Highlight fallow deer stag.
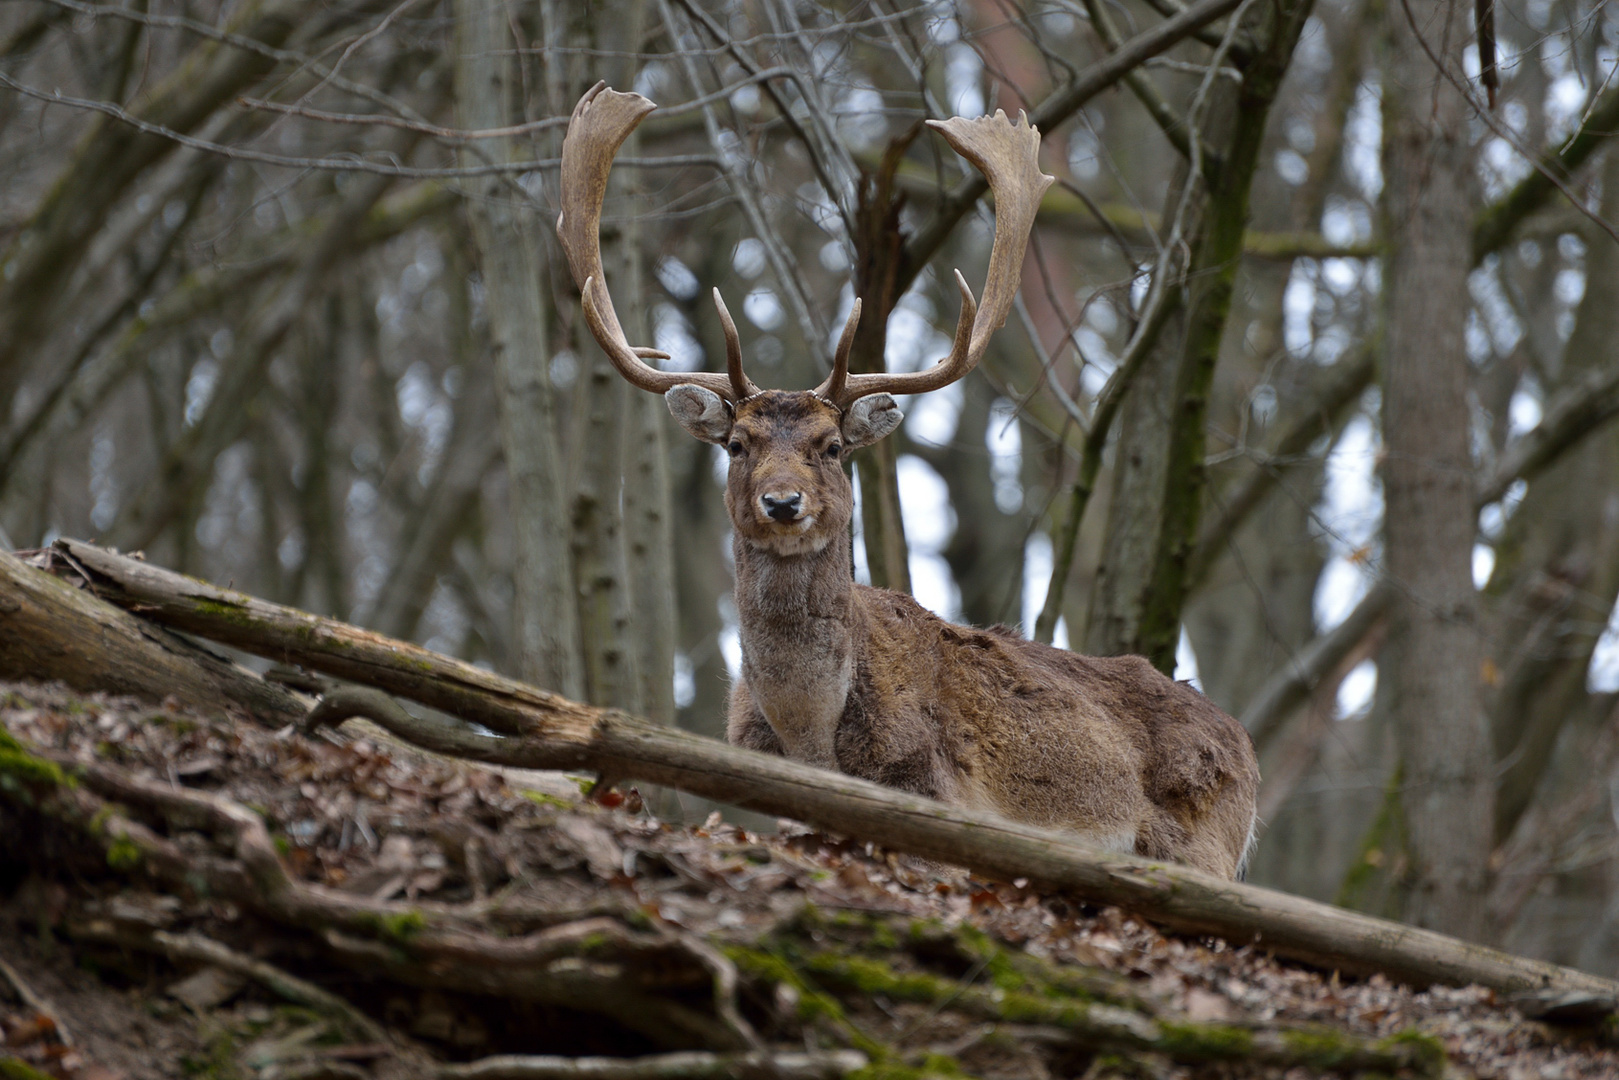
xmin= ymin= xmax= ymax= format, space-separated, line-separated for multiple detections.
xmin=558 ymin=82 xmax=1259 ymax=878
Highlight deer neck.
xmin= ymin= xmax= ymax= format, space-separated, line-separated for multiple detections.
xmin=732 ymin=528 xmax=858 ymax=770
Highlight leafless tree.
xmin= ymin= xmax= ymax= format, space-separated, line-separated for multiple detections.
xmin=4 ymin=0 xmax=1619 ymax=967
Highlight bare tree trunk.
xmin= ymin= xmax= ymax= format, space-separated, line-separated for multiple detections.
xmin=454 ymin=0 xmax=583 ymax=697
xmin=1085 ymin=308 xmax=1186 ymax=658
xmin=1380 ymin=0 xmax=1492 ymax=940
xmin=848 ymin=163 xmax=913 ymax=595
xmin=672 ymin=437 xmax=732 ymax=740
xmin=625 ymin=391 xmax=678 ymax=724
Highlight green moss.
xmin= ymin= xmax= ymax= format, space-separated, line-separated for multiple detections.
xmin=1277 ymin=1027 xmax=1361 ymax=1067
xmin=272 ymin=835 xmax=291 ymax=856
xmin=1376 ymin=1029 xmax=1446 ymax=1075
xmin=848 ymin=1053 xmax=967 ymax=1080
xmin=724 ymin=946 xmax=886 ymax=1058
xmin=1157 ymin=1021 xmax=1255 ymax=1060
xmin=378 ymin=910 xmax=425 ymax=942
xmin=0 ymin=727 xmax=70 ymax=790
xmin=194 ymin=599 xmax=255 ymax=626
xmin=351 ymin=907 xmax=426 ymax=944
xmin=179 ymin=1024 xmax=241 ymax=1079
xmin=0 ymin=1057 xmax=59 ymax=1080
xmin=90 ymin=802 xmax=126 ymax=834
xmin=807 ymin=953 xmax=950 ymax=1003
xmin=106 ymin=836 xmax=143 ymax=871
xmin=520 ymin=789 xmax=573 ymax=810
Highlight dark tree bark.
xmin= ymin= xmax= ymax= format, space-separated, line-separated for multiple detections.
xmin=454 ymin=0 xmax=583 ymax=698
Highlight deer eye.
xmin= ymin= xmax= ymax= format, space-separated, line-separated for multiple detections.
xmin=727 ymin=440 xmax=745 ymax=458
xmin=823 ymin=442 xmax=842 ymax=459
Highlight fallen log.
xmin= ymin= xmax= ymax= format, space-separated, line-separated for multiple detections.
xmin=0 ymin=547 xmax=305 ymax=726
xmin=34 ymin=538 xmax=1619 ymax=1010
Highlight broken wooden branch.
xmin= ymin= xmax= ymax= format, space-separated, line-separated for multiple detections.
xmin=0 ymin=547 xmax=306 ymax=727
xmin=34 ymin=539 xmax=1619 ymax=1011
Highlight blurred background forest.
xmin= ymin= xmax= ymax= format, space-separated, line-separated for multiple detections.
xmin=2 ymin=0 xmax=1618 ymax=977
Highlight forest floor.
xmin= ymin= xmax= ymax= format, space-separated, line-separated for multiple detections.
xmin=0 ymin=679 xmax=1613 ymax=1080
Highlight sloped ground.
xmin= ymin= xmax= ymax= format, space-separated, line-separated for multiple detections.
xmin=0 ymin=679 xmax=1612 ymax=1079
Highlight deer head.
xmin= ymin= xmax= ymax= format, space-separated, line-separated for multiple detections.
xmin=557 ymin=82 xmax=1053 ymax=556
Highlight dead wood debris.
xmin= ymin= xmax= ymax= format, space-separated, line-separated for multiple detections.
xmin=0 ymin=680 xmax=1613 ymax=1080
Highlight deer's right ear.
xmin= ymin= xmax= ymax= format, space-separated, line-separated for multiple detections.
xmin=665 ymin=385 xmax=733 ymax=444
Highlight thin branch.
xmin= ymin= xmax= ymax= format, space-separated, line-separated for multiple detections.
xmin=1239 ymin=582 xmax=1393 ymax=752
xmin=658 ymin=0 xmax=831 ymax=362
xmin=904 ymin=0 xmax=1250 ymax=277
xmin=1393 ymin=0 xmax=1619 ymax=251
xmin=1033 ymin=0 xmax=1253 ymax=646
xmin=238 ymin=96 xmax=569 ymax=138
xmin=1080 ymin=0 xmax=1195 ymax=160
xmin=33 ymin=0 xmax=437 ymax=128
xmin=435 ymin=1051 xmax=868 ymax=1080
xmin=1032 ymin=287 xmax=1181 ymax=643
xmin=1188 ymin=342 xmax=1377 ymax=588
xmin=671 ymin=0 xmax=856 ymax=231
xmin=0 ymin=74 xmax=721 ymax=177
xmin=0 ymin=952 xmax=71 ymax=1045
xmin=1476 ymin=361 xmax=1619 ymax=507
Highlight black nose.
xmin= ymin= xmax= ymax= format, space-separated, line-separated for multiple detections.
xmin=761 ymin=492 xmax=803 ymax=522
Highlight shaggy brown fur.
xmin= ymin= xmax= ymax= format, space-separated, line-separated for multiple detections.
xmin=688 ymin=391 xmax=1259 ymax=880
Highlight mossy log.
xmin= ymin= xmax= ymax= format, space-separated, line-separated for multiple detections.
xmin=0 ymin=548 xmax=305 ymax=726
xmin=30 ymin=539 xmax=1619 ymax=1013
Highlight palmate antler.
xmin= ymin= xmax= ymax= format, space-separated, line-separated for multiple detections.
xmin=557 ymin=81 xmax=1053 ymax=410
xmin=556 ymin=82 xmax=759 ymax=402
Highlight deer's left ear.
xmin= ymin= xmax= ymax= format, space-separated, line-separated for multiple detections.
xmin=842 ymin=394 xmax=903 ymax=448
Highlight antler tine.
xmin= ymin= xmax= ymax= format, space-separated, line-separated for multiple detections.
xmin=834 ymin=110 xmax=1055 ymax=409
xmin=558 ymin=82 xmax=741 ymax=401
xmin=711 ymin=289 xmax=761 ymax=401
xmin=813 ymin=298 xmax=862 ymax=405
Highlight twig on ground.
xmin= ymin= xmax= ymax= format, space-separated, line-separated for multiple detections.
xmin=435 ymin=1050 xmax=867 ymax=1079
xmin=69 ymin=924 xmax=388 ymax=1043
xmin=0 ymin=950 xmax=71 ymax=1045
